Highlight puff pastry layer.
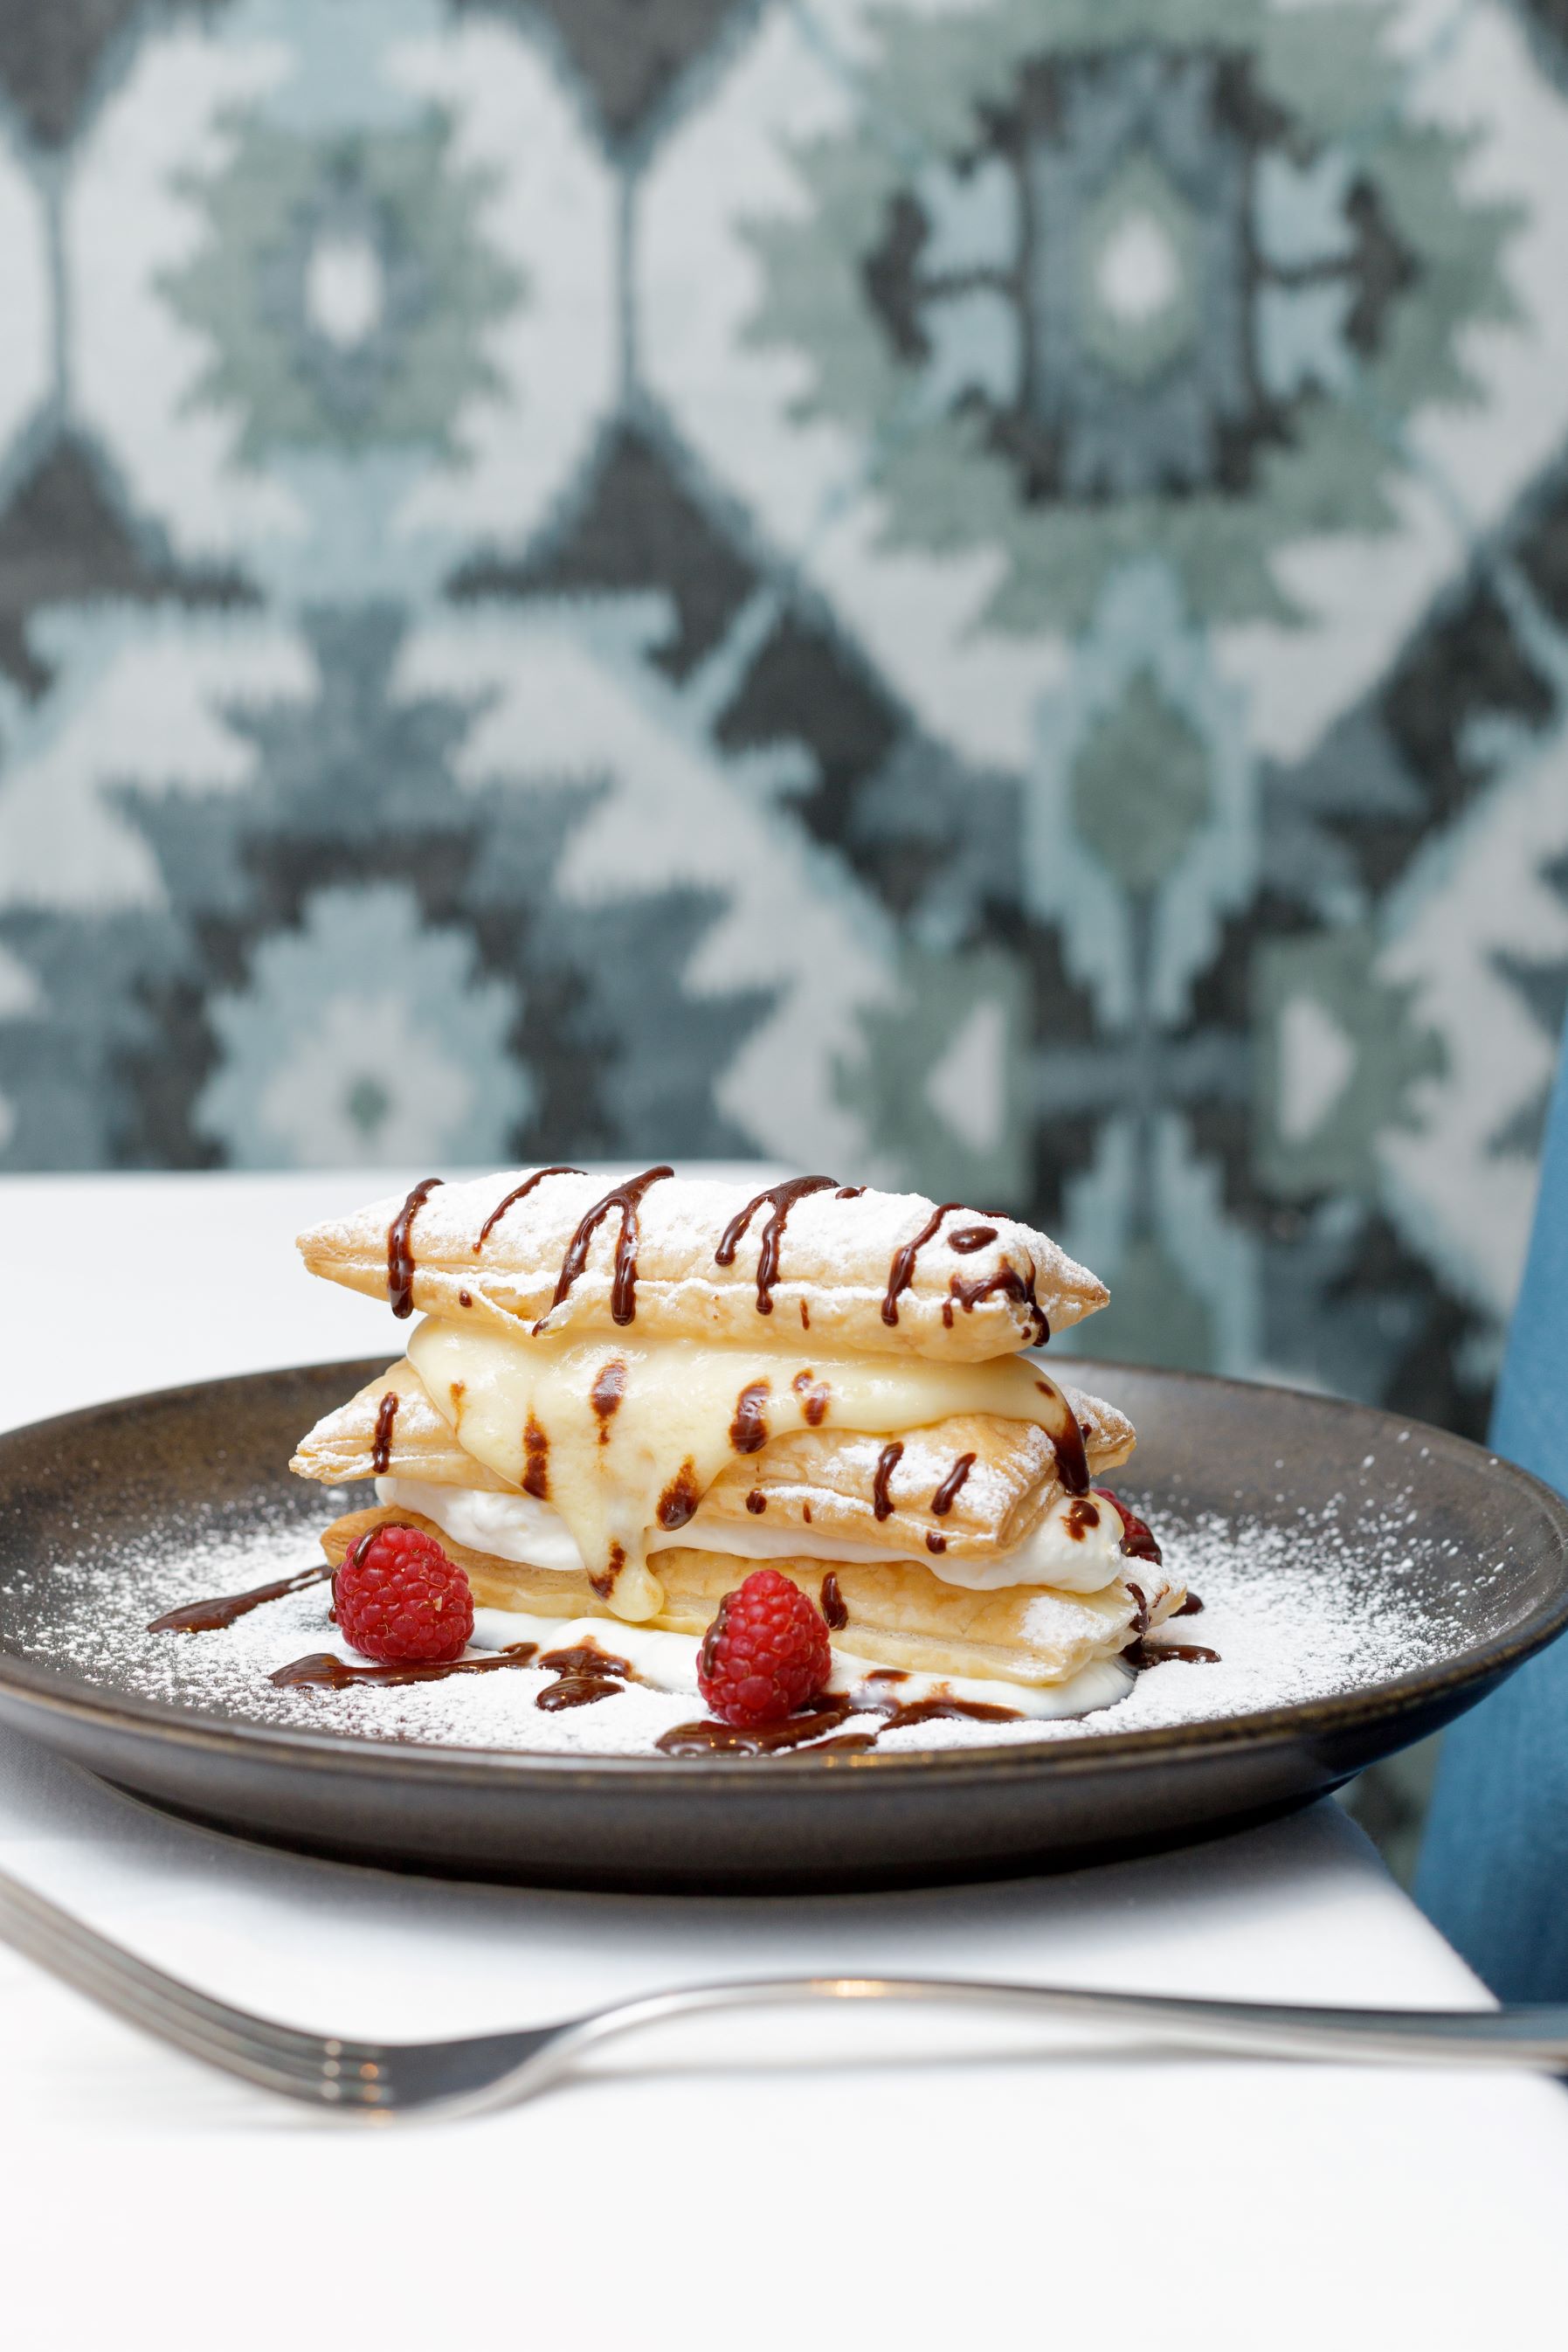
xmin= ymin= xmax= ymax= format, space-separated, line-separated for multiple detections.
xmin=297 ymin=1167 xmax=1108 ymax=1362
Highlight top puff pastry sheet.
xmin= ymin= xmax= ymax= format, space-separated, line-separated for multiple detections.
xmin=297 ymin=1168 xmax=1109 ymax=1361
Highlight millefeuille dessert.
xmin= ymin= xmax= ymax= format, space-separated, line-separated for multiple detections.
xmin=277 ymin=1166 xmax=1189 ymax=1750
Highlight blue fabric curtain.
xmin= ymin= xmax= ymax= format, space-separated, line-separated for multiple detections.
xmin=1417 ymin=1010 xmax=1568 ymax=1998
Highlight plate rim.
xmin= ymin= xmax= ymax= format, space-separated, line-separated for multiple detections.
xmin=3 ymin=1356 xmax=1565 ymax=1791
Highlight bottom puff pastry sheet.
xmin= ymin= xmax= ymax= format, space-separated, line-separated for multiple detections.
xmin=321 ymin=1505 xmax=1183 ymax=1689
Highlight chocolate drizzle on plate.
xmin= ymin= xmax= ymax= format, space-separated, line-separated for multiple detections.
xmin=1174 ymin=1592 xmax=1205 ymax=1617
xmin=654 ymin=1673 xmax=1026 ymax=1757
xmin=270 ymin=1641 xmax=539 ymax=1691
xmin=535 ymin=1643 xmax=631 ymax=1712
xmin=657 ymin=1698 xmax=859 ymax=1756
xmin=148 ymin=1563 xmax=332 ymax=1636
xmin=270 ymin=1629 xmax=644 ymax=1707
xmin=715 ymin=1175 xmax=838 ymax=1313
xmin=930 ymin=1451 xmax=977 ymax=1517
xmin=872 ymin=1439 xmax=904 ymax=1520
xmin=542 ymin=1165 xmax=673 ymax=1330
xmin=387 ymin=1176 xmax=443 ymax=1318
xmin=370 ymin=1390 xmax=399 ymax=1477
xmin=1124 ymin=1638 xmax=1220 ymax=1671
xmin=475 ymin=1166 xmax=584 ymax=1252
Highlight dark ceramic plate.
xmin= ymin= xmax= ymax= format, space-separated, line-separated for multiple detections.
xmin=0 ymin=1359 xmax=1565 ymax=1892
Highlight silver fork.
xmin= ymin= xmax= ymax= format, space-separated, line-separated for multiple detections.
xmin=3 ymin=1864 xmax=1565 ymax=2120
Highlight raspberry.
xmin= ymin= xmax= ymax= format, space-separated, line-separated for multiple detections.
xmin=697 ymin=1567 xmax=832 ymax=1729
xmin=334 ymin=1522 xmax=474 ymax=1664
xmin=1094 ymin=1487 xmax=1163 ymax=1567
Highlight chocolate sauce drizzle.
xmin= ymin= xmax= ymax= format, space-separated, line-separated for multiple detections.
xmin=542 ymin=1164 xmax=673 ymax=1329
xmin=945 ymin=1268 xmax=1049 ymax=1348
xmin=522 ymin=1414 xmax=550 ymax=1500
xmin=926 ymin=1532 xmax=947 ymax=1554
xmin=746 ymin=1489 xmax=767 ymax=1513
xmin=819 ymin=1572 xmax=848 ymax=1631
xmin=591 ymin=1358 xmax=625 ymax=1442
xmin=657 ymin=1698 xmax=859 ymax=1756
xmin=1034 ymin=1378 xmax=1090 ymax=1497
xmin=930 ymin=1451 xmax=977 ymax=1518
xmin=387 ymin=1176 xmax=443 ymax=1318
xmin=654 ymin=1675 xmax=1026 ymax=1757
xmin=872 ymin=1439 xmax=904 ymax=1520
xmin=834 ymin=1186 xmax=866 ymax=1200
xmin=475 ymin=1165 xmax=584 ymax=1252
xmin=370 ymin=1390 xmax=399 ymax=1477
xmin=148 ymin=1564 xmax=332 ymax=1636
xmin=1123 ymin=1638 xmax=1220 ymax=1671
xmin=269 ymin=1629 xmax=639 ymax=1709
xmin=881 ymin=1202 xmax=963 ymax=1325
xmin=589 ymin=1542 xmax=625 ymax=1601
xmin=534 ymin=1643 xmax=630 ymax=1712
xmin=658 ymin=1461 xmax=700 ymax=1529
xmin=947 ymin=1225 xmax=997 ymax=1254
xmin=270 ymin=1641 xmax=539 ymax=1691
xmin=729 ymin=1380 xmax=770 ymax=1455
xmin=791 ymin=1368 xmax=829 ymax=1426
xmin=698 ymin=1593 xmax=734 ymax=1683
xmin=1174 ymin=1592 xmax=1205 ymax=1617
xmin=715 ymin=1175 xmax=838 ymax=1313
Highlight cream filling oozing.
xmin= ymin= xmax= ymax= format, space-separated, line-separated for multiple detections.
xmin=376 ymin=1476 xmax=1129 ymax=1596
xmin=405 ymin=1318 xmax=1093 ymax=1622
xmin=467 ymin=1606 xmax=1136 ymax=1722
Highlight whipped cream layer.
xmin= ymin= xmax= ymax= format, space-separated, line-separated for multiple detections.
xmin=467 ymin=1606 xmax=1136 ymax=1722
xmin=380 ymin=1475 xmax=1130 ymax=1595
xmin=405 ymin=1316 xmax=1091 ymax=1621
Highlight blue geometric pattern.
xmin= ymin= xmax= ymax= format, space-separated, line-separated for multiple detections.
xmin=2 ymin=0 xmax=1567 ymax=1442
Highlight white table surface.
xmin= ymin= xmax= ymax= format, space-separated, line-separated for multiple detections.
xmin=1 ymin=1171 xmax=1565 ymax=2350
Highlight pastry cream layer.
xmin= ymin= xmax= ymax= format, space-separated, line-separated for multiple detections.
xmin=377 ymin=1474 xmax=1131 ymax=1596
xmin=406 ymin=1317 xmax=1088 ymax=1622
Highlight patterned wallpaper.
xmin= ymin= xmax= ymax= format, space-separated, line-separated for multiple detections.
xmin=1 ymin=0 xmax=1566 ymax=1438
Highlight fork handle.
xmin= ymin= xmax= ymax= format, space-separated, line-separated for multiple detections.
xmin=543 ymin=1973 xmax=1568 ymax=2090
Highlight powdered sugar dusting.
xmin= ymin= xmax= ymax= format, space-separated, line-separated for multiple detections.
xmin=7 ymin=1478 xmax=1490 ymax=1761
